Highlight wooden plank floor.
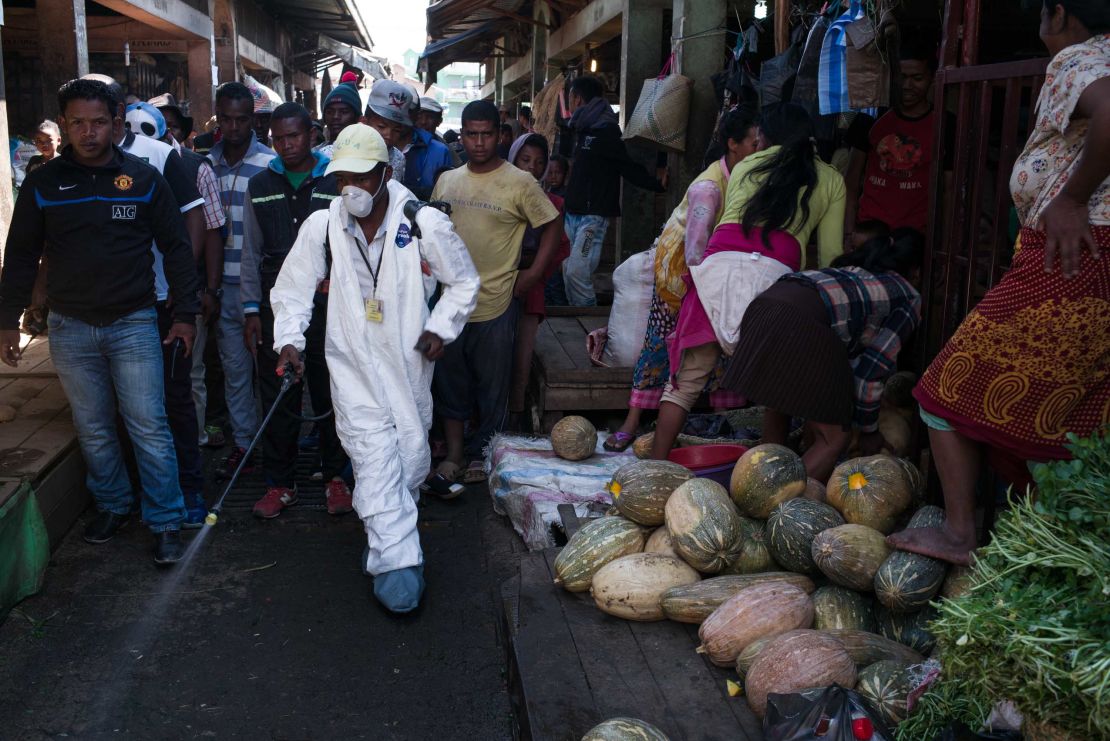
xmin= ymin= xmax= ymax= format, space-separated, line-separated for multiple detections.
xmin=503 ymin=549 xmax=763 ymax=741
xmin=0 ymin=337 xmax=56 ymax=378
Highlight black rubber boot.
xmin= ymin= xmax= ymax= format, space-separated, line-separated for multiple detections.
xmin=83 ymin=512 xmax=129 ymax=544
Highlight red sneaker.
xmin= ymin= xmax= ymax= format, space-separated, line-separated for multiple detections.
xmin=252 ymin=486 xmax=298 ymax=519
xmin=325 ymin=479 xmax=353 ymax=515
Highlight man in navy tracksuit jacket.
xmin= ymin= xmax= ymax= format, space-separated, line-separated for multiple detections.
xmin=0 ymin=78 xmax=199 ymax=565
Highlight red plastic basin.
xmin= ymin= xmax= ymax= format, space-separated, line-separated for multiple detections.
xmin=667 ymin=444 xmax=748 ymax=470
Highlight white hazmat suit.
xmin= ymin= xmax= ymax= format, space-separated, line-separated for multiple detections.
xmin=270 ymin=181 xmax=479 ymax=608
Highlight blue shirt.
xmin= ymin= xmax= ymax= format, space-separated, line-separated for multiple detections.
xmin=403 ymin=128 xmax=454 ymax=200
xmin=208 ymin=133 xmax=276 ymax=285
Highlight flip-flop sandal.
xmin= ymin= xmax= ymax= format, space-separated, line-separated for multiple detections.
xmin=462 ymin=460 xmax=487 ymax=485
xmin=603 ymin=431 xmax=635 ymax=452
xmin=433 ymin=460 xmax=461 ymax=482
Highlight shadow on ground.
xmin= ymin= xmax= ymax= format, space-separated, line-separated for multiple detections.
xmin=0 ymin=485 xmax=522 ymax=740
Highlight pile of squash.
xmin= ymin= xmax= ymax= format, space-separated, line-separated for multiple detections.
xmin=556 ymin=409 xmax=963 ymax=730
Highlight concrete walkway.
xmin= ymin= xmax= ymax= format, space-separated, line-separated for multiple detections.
xmin=0 ymin=487 xmax=522 ymax=740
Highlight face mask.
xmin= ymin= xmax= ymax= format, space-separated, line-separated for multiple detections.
xmin=341 ymin=176 xmax=386 ymax=218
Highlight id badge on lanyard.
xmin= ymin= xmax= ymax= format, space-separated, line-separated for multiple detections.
xmin=365 ymin=298 xmax=384 ymax=322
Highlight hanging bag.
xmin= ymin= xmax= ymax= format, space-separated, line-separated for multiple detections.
xmin=623 ymin=53 xmax=694 ymax=153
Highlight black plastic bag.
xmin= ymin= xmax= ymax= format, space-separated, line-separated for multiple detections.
xmin=765 ymin=684 xmax=893 ymax=741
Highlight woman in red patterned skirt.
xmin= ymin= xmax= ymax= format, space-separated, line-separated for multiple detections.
xmin=889 ymin=0 xmax=1110 ymax=565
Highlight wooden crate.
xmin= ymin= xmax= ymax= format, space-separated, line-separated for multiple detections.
xmin=502 ymin=548 xmax=763 ymax=741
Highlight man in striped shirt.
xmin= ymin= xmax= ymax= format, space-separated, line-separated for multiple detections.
xmin=207 ymin=82 xmax=276 ymax=477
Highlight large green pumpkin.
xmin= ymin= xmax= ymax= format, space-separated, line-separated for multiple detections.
xmin=811 ymin=524 xmax=891 ymax=592
xmin=581 ymin=718 xmax=671 ymax=741
xmin=811 ymin=585 xmax=876 ymax=632
xmin=822 ymin=628 xmax=924 ymax=666
xmin=874 ymin=505 xmax=949 ymax=612
xmin=766 ymin=498 xmax=845 ymax=574
xmin=876 ymin=604 xmax=938 ymax=654
xmin=857 ymin=660 xmax=917 ymax=726
xmin=553 ymin=516 xmax=646 ymax=592
xmin=720 ymin=517 xmax=778 ymax=574
xmin=610 ymin=460 xmax=694 ymax=526
xmin=826 ymin=455 xmax=913 ymax=534
xmin=729 ymin=444 xmax=807 ymax=518
xmin=664 ymin=478 xmax=745 ymax=573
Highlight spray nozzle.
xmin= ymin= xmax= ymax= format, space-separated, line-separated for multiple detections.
xmin=204 ymin=512 xmax=218 ymax=526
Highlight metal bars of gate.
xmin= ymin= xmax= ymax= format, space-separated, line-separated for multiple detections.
xmin=917 ymin=57 xmax=1048 ymax=366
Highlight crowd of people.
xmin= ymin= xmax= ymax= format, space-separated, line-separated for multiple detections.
xmin=0 ymin=0 xmax=1105 ymax=611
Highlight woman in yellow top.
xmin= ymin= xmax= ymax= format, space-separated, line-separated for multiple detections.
xmin=650 ymin=103 xmax=846 ymax=460
xmin=603 ymin=108 xmax=761 ymax=452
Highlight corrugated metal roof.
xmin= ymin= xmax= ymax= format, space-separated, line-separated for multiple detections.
xmin=426 ymin=0 xmax=528 ymax=40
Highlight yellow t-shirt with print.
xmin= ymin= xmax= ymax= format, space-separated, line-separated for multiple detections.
xmin=432 ymin=161 xmax=559 ymax=322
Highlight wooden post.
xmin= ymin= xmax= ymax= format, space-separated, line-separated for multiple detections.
xmin=36 ymin=0 xmax=89 ymax=119
xmin=775 ymin=0 xmax=790 ymax=55
xmin=74 ymin=0 xmax=89 ymax=77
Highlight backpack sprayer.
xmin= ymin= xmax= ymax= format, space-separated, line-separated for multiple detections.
xmin=204 ymin=199 xmax=456 ymax=525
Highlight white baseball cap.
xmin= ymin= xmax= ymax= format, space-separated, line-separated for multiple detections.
xmin=324 ymin=123 xmax=389 ymax=175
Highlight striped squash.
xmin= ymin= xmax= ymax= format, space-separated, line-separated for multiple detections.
xmin=551 ymin=415 xmax=598 ymax=461
xmin=941 ymin=565 xmax=974 ymax=600
xmin=876 ymin=605 xmax=938 ymax=654
xmin=664 ymin=478 xmax=745 ymax=573
xmin=857 ymin=659 xmax=917 ymax=726
xmin=660 ymin=572 xmax=817 ymax=624
xmin=720 ymin=517 xmax=778 ymax=574
xmin=554 ymin=516 xmax=646 ymax=592
xmin=610 ymin=460 xmax=695 ymax=526
xmin=582 ymin=717 xmax=671 ymax=741
xmin=744 ymin=629 xmax=857 ymax=719
xmin=827 ymin=455 xmax=913 ymax=534
xmin=822 ymin=629 xmax=925 ymax=666
xmin=811 ymin=585 xmax=876 ymax=632
xmin=696 ymin=582 xmax=813 ymax=666
xmin=729 ymin=444 xmax=807 ymax=518
xmin=874 ymin=506 xmax=948 ymax=612
xmin=735 ymin=635 xmax=772 ymax=680
xmin=811 ymin=524 xmax=892 ymax=591
xmin=766 ymin=498 xmax=845 ymax=574
xmin=644 ymin=527 xmax=679 ymax=559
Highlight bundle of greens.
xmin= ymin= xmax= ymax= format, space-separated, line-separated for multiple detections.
xmin=898 ymin=430 xmax=1110 ymax=740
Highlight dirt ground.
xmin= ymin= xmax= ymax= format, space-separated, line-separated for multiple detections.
xmin=0 ymin=483 xmax=524 ymax=740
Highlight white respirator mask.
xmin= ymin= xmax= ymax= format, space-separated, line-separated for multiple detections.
xmin=341 ymin=176 xmax=385 ymax=218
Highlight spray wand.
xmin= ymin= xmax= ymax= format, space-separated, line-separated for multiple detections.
xmin=204 ymin=362 xmax=298 ymax=527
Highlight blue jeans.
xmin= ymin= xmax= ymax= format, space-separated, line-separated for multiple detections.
xmin=561 ymin=213 xmax=611 ymax=306
xmin=216 ymin=282 xmax=258 ymax=448
xmin=48 ymin=307 xmax=184 ymax=532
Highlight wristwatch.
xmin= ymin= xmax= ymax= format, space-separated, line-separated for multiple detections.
xmin=203 ymin=287 xmax=224 ymax=299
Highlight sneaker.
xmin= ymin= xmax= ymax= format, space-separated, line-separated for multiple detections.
xmin=182 ymin=491 xmax=208 ymax=530
xmin=216 ymin=446 xmax=254 ymax=480
xmin=325 ymin=479 xmax=353 ymax=515
xmin=153 ymin=531 xmax=184 ymax=566
xmin=252 ymin=486 xmax=298 ymax=519
xmin=203 ymin=425 xmax=226 ymax=448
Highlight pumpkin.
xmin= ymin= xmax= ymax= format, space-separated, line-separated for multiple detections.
xmin=664 ymin=478 xmax=745 ymax=573
xmin=644 ymin=527 xmax=679 ymax=559
xmin=610 ymin=460 xmax=694 ymax=526
xmin=720 ymin=517 xmax=778 ymax=574
xmin=878 ymin=409 xmax=912 ymax=457
xmin=826 ymin=456 xmax=913 ymax=534
xmin=735 ymin=635 xmax=772 ymax=680
xmin=876 ymin=605 xmax=938 ymax=654
xmin=811 ymin=586 xmax=876 ymax=632
xmin=874 ymin=506 xmax=948 ymax=612
xmin=822 ymin=629 xmax=924 ymax=666
xmin=811 ymin=524 xmax=892 ymax=592
xmin=554 ymin=516 xmax=646 ymax=592
xmin=729 ymin=444 xmax=807 ymax=518
xmin=940 ymin=565 xmax=974 ymax=600
xmin=883 ymin=370 xmax=918 ymax=410
xmin=696 ymin=582 xmax=813 ymax=667
xmin=551 ymin=415 xmax=598 ymax=460
xmin=766 ymin=498 xmax=845 ymax=574
xmin=590 ymin=553 xmax=700 ymax=621
xmin=744 ymin=629 xmax=857 ymax=719
xmin=581 ymin=718 xmax=671 ymax=741
xmin=857 ymin=660 xmax=917 ymax=726
xmin=660 ymin=573 xmax=817 ymax=624
xmin=632 ymin=432 xmax=655 ymax=459
xmin=803 ymin=477 xmax=827 ymax=503
xmin=890 ymin=456 xmax=927 ymax=507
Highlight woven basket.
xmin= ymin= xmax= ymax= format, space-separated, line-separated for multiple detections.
xmin=531 ymin=73 xmax=565 ymax=151
xmin=622 ymin=55 xmax=692 ymax=153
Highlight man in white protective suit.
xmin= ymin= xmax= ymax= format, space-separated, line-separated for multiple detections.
xmin=269 ymin=124 xmax=479 ymax=613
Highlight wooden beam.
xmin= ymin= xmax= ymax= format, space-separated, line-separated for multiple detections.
xmin=487 ymin=7 xmax=557 ymax=29
xmin=547 ymin=0 xmax=624 ymax=63
xmin=775 ymin=0 xmax=789 ymax=54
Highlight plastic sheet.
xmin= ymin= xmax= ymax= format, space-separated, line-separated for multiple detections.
xmin=764 ymin=684 xmax=893 ymax=741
